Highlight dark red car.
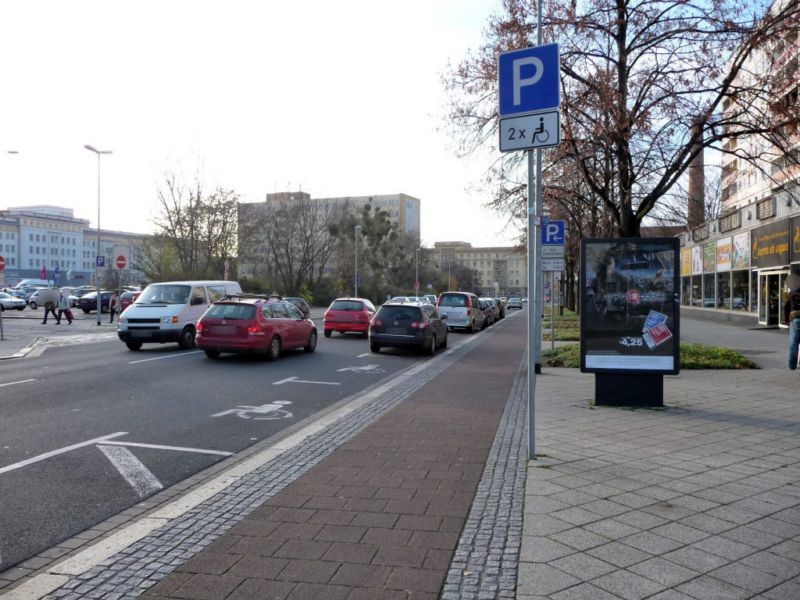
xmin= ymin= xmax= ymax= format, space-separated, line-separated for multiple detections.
xmin=323 ymin=297 xmax=376 ymax=338
xmin=196 ymin=297 xmax=317 ymax=360
xmin=119 ymin=291 xmax=141 ymax=312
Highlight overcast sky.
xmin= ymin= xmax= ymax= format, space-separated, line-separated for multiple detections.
xmin=0 ymin=0 xmax=520 ymax=247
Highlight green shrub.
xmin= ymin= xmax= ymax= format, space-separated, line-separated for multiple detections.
xmin=542 ymin=343 xmax=757 ymax=369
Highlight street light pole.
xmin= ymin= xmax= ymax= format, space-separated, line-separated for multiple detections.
xmin=448 ymin=260 xmax=452 ymax=291
xmin=84 ymin=144 xmax=112 ymax=326
xmin=354 ymin=225 xmax=362 ymax=297
xmin=415 ymin=248 xmax=420 ymax=297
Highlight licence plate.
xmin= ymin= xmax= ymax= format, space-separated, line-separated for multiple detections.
xmin=387 ymin=327 xmax=409 ymax=335
xmin=130 ymin=330 xmax=150 ymax=338
xmin=211 ymin=325 xmax=236 ymax=335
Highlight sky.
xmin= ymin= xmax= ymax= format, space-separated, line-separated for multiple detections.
xmin=0 ymin=0 xmax=520 ymax=248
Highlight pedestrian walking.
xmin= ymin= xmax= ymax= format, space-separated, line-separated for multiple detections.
xmin=785 ymin=274 xmax=800 ymax=371
xmin=42 ymin=298 xmax=60 ymax=325
xmin=57 ymin=293 xmax=73 ymax=325
xmin=109 ymin=292 xmax=119 ymax=323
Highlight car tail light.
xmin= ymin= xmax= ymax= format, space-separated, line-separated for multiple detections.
xmin=247 ymin=325 xmax=260 ymax=334
xmin=410 ymin=321 xmax=428 ymax=329
xmin=372 ymin=319 xmax=383 ymax=327
xmin=467 ymin=308 xmax=472 ymax=316
xmin=197 ymin=323 xmax=204 ymax=333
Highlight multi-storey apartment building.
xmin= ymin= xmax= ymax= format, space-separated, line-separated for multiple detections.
xmin=238 ymin=191 xmax=421 ymax=280
xmin=0 ymin=205 xmax=148 ymax=287
xmin=433 ymin=241 xmax=528 ymax=297
xmin=680 ymin=1 xmax=799 ymax=326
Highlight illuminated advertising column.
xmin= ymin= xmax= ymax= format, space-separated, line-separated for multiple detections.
xmin=580 ymin=238 xmax=680 ymax=406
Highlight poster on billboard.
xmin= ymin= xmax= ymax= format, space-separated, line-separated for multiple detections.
xmin=681 ymin=247 xmax=692 ymax=277
xmin=581 ymin=238 xmax=680 ymax=375
xmin=716 ymin=238 xmax=731 ymax=272
xmin=703 ymin=242 xmax=716 ymax=272
xmin=732 ymin=231 xmax=750 ymax=269
xmin=692 ymin=246 xmax=702 ymax=274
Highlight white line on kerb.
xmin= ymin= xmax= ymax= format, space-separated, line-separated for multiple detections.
xmin=128 ymin=351 xmax=203 ymax=365
xmin=0 ymin=432 xmax=128 ymax=476
xmin=0 ymin=378 xmax=37 ymax=388
xmin=99 ymin=441 xmax=233 ymax=457
xmin=97 ymin=445 xmax=163 ymax=499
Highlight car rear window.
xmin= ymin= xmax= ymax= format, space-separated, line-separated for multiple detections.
xmin=439 ymin=293 xmax=467 ymax=307
xmin=330 ymin=300 xmax=364 ymax=311
xmin=205 ymin=303 xmax=256 ymax=320
xmin=377 ymin=306 xmax=422 ymax=321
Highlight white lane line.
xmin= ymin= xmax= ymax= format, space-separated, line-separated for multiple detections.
xmin=97 ymin=445 xmax=163 ymax=499
xmin=0 ymin=378 xmax=37 ymax=388
xmin=356 ymin=352 xmax=372 ymax=358
xmin=100 ymin=441 xmax=233 ymax=457
xmin=128 ymin=351 xmax=203 ymax=365
xmin=0 ymin=432 xmax=128 ymax=476
xmin=272 ymin=376 xmax=340 ymax=386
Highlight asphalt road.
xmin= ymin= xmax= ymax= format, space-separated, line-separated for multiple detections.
xmin=0 ymin=319 xmax=482 ymax=571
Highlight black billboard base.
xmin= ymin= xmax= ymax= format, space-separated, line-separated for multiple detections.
xmin=594 ymin=373 xmax=664 ymax=407
xmin=535 ymin=363 xmax=541 ymax=374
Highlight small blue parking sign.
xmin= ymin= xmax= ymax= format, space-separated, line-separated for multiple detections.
xmin=542 ymin=219 xmax=565 ymax=245
xmin=498 ymin=44 xmax=560 ymax=117
xmin=96 ymin=255 xmax=105 ymax=268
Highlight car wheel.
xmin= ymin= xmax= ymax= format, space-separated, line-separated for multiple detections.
xmin=304 ymin=330 xmax=317 ymax=353
xmin=178 ymin=327 xmax=195 ymax=350
xmin=470 ymin=320 xmax=477 ymax=333
xmin=204 ymin=349 xmax=221 ymax=359
xmin=82 ymin=309 xmax=90 ymax=314
xmin=125 ymin=342 xmax=142 ymax=351
xmin=428 ymin=334 xmax=437 ymax=355
xmin=370 ymin=343 xmax=381 ymax=353
xmin=29 ymin=301 xmax=37 ymax=310
xmin=267 ymin=336 xmax=281 ymax=361
xmin=324 ymin=329 xmax=332 ymax=338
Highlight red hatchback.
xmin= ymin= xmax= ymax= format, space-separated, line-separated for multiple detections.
xmin=323 ymin=297 xmax=376 ymax=338
xmin=197 ymin=297 xmax=317 ymax=360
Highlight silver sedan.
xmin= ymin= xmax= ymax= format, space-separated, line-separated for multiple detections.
xmin=0 ymin=292 xmax=26 ymax=311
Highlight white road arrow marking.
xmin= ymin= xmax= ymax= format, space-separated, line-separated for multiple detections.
xmin=0 ymin=432 xmax=128 ymax=476
xmin=99 ymin=441 xmax=233 ymax=457
xmin=272 ymin=376 xmax=340 ymax=386
xmin=97 ymin=444 xmax=163 ymax=499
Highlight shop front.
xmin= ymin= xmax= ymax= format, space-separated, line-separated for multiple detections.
xmin=751 ymin=219 xmax=792 ymax=327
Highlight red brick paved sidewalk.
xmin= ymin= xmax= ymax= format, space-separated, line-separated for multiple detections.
xmin=142 ymin=324 xmax=526 ymax=600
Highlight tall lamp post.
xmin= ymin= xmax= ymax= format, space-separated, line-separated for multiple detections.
xmin=84 ymin=144 xmax=112 ymax=326
xmin=354 ymin=225 xmax=362 ymax=297
xmin=415 ymin=248 xmax=421 ymax=297
xmin=448 ymin=259 xmax=453 ymax=291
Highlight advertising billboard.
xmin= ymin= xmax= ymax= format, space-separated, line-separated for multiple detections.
xmin=732 ymin=231 xmax=750 ymax=269
xmin=716 ymin=238 xmax=732 ymax=272
xmin=581 ymin=238 xmax=680 ymax=374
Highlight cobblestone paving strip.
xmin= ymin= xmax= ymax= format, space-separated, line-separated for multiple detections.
xmin=442 ymin=355 xmax=527 ymax=600
xmin=39 ymin=330 xmax=502 ymax=599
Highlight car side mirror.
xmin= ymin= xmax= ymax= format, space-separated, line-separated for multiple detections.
xmin=441 ymin=314 xmax=448 ymax=320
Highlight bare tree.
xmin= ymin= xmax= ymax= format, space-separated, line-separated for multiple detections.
xmin=445 ymin=0 xmax=800 ymax=236
xmin=152 ymin=169 xmax=240 ymax=278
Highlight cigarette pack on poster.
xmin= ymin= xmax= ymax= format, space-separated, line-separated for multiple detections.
xmin=642 ymin=309 xmax=668 ymax=333
xmin=643 ymin=323 xmax=672 ymax=350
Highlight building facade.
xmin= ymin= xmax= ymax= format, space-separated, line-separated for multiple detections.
xmin=433 ymin=241 xmax=528 ymax=297
xmin=679 ymin=1 xmax=799 ymax=327
xmin=0 ymin=205 xmax=148 ymax=287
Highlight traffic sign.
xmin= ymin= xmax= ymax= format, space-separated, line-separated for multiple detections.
xmin=498 ymin=43 xmax=560 ymax=117
xmin=542 ymin=258 xmax=565 ymax=271
xmin=542 ymin=245 xmax=564 ymax=258
xmin=113 ymin=244 xmax=130 ymax=271
xmin=116 ymin=255 xmax=127 ymax=270
xmin=499 ymin=111 xmax=560 ymax=152
xmin=96 ymin=256 xmax=106 ymax=268
xmin=0 ymin=256 xmax=5 ymax=271
xmin=542 ymin=220 xmax=566 ymax=245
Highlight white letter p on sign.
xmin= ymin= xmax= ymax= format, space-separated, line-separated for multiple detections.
xmin=513 ymin=56 xmax=544 ymax=106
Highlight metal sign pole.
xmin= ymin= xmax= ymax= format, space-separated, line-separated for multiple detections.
xmin=551 ymin=271 xmax=556 ymax=351
xmin=527 ymin=150 xmax=537 ymax=461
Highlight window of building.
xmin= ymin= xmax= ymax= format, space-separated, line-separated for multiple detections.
xmin=757 ymin=198 xmax=775 ymax=219
xmin=691 ymin=275 xmax=702 ymax=306
xmin=681 ymin=277 xmax=691 ymax=306
xmin=716 ymin=272 xmax=731 ymax=308
xmin=703 ymin=274 xmax=715 ymax=308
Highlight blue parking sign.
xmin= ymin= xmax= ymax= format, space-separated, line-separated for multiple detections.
xmin=498 ymin=44 xmax=560 ymax=117
xmin=542 ymin=219 xmax=565 ymax=245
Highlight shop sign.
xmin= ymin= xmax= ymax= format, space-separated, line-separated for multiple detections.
xmin=751 ymin=219 xmax=790 ymax=268
xmin=792 ymin=217 xmax=800 ymax=263
xmin=580 ymin=238 xmax=680 ymax=375
xmin=732 ymin=231 xmax=750 ymax=269
xmin=703 ymin=242 xmax=716 ymax=272
xmin=716 ymin=237 xmax=731 ymax=272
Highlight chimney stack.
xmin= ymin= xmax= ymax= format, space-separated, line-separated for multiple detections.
xmin=687 ymin=118 xmax=705 ymax=229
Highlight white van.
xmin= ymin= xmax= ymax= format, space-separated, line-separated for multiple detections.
xmin=117 ymin=280 xmax=241 ymax=351
xmin=13 ymin=279 xmax=50 ymax=289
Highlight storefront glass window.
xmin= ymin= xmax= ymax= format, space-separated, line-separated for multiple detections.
xmin=691 ymin=275 xmax=702 ymax=306
xmin=681 ymin=277 xmax=691 ymax=306
xmin=703 ymin=274 xmax=715 ymax=308
xmin=716 ymin=272 xmax=731 ymax=308
xmin=750 ymin=271 xmax=758 ymax=313
xmin=731 ymin=270 xmax=749 ymax=311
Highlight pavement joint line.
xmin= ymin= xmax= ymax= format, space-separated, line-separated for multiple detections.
xmin=4 ymin=319 xmax=507 ymax=599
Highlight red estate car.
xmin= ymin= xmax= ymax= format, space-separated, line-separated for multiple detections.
xmin=196 ymin=297 xmax=317 ymax=360
xmin=323 ymin=297 xmax=376 ymax=338
xmin=119 ymin=291 xmax=141 ymax=312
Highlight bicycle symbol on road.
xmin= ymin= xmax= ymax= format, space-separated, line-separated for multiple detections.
xmin=211 ymin=400 xmax=293 ymax=420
